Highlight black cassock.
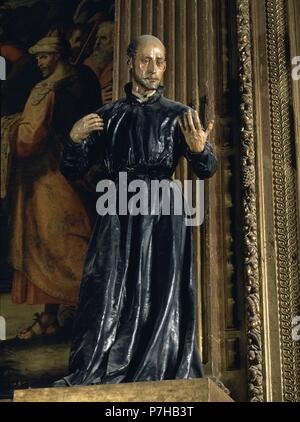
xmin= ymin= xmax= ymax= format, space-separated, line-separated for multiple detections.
xmin=58 ymin=83 xmax=218 ymax=386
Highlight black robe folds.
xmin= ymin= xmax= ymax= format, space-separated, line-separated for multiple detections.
xmin=58 ymin=83 xmax=218 ymax=385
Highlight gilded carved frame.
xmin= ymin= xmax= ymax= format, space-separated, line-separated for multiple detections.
xmin=236 ymin=0 xmax=300 ymax=402
xmin=236 ymin=0 xmax=263 ymax=403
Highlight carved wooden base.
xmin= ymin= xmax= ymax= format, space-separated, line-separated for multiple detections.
xmin=13 ymin=378 xmax=233 ymax=402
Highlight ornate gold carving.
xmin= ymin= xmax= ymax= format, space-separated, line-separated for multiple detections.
xmin=236 ymin=0 xmax=264 ymax=402
xmin=265 ymin=0 xmax=300 ymax=402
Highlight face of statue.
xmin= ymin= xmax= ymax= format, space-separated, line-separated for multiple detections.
xmin=36 ymin=52 xmax=59 ymax=78
xmin=129 ymin=40 xmax=166 ymax=93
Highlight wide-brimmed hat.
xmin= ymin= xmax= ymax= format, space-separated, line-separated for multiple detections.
xmin=29 ymin=36 xmax=62 ymax=55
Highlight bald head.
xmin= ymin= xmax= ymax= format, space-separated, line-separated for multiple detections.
xmin=127 ymin=35 xmax=165 ymax=59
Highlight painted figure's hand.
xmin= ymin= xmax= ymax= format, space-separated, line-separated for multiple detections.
xmin=178 ymin=109 xmax=214 ymax=153
xmin=101 ymin=84 xmax=113 ymax=104
xmin=70 ymin=113 xmax=104 ymax=143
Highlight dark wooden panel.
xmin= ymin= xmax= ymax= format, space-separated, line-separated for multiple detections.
xmin=153 ymin=0 xmax=164 ymax=40
xmin=131 ymin=0 xmax=142 ymax=39
xmin=142 ymin=0 xmax=153 ymax=34
xmin=118 ymin=0 xmax=132 ymax=97
xmin=163 ymin=0 xmax=176 ymax=99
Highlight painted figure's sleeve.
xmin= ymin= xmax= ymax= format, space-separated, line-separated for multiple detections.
xmin=60 ymin=132 xmax=102 ymax=181
xmin=16 ymin=90 xmax=55 ymax=158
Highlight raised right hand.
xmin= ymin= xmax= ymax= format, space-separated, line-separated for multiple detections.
xmin=70 ymin=113 xmax=104 ymax=143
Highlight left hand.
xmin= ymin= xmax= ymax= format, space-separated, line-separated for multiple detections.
xmin=178 ymin=109 xmax=214 ymax=153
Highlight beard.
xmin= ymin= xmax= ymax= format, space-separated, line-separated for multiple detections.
xmin=39 ymin=67 xmax=52 ymax=78
xmin=91 ymin=48 xmax=113 ymax=73
xmin=131 ymin=68 xmax=160 ymax=91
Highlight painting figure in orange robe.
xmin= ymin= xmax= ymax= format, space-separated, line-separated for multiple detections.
xmin=8 ymin=34 xmax=101 ymax=340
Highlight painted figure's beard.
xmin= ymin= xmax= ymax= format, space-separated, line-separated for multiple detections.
xmin=39 ymin=67 xmax=52 ymax=78
xmin=91 ymin=48 xmax=113 ymax=73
